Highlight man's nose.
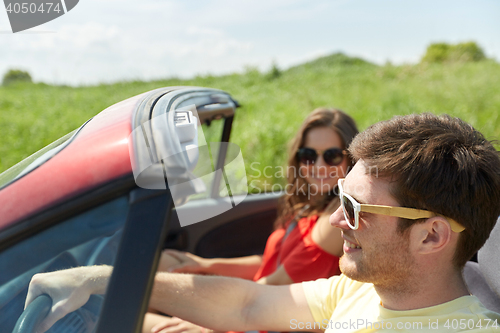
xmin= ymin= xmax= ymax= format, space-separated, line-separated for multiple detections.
xmin=330 ymin=206 xmax=350 ymax=230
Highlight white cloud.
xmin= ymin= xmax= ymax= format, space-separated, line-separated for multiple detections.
xmin=58 ymin=23 xmax=120 ymax=48
xmin=10 ymin=22 xmax=121 ymax=50
xmin=186 ymin=26 xmax=224 ymax=37
xmin=163 ymin=32 xmax=253 ymax=58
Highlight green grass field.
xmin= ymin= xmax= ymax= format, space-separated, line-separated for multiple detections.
xmin=1 ymin=53 xmax=499 ymax=191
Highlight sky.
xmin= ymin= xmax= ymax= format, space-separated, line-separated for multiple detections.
xmin=1 ymin=0 xmax=499 ymax=86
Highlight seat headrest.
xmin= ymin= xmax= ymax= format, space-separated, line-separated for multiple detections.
xmin=478 ymin=217 xmax=500 ymax=298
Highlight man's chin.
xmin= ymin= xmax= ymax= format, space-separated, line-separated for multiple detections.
xmin=339 ymin=256 xmax=356 ymax=276
xmin=339 ymin=256 xmax=371 ymax=282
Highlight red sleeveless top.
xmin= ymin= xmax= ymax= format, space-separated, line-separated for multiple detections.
xmin=253 ymin=214 xmax=340 ymax=282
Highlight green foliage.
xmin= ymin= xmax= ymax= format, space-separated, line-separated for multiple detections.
xmin=421 ymin=43 xmax=451 ymax=63
xmin=291 ymin=52 xmax=374 ymax=71
xmin=2 ymin=69 xmax=32 ymax=86
xmin=1 ymin=51 xmax=500 ymax=192
xmin=422 ymin=41 xmax=486 ymax=63
xmin=452 ymin=42 xmax=486 ymax=62
xmin=241 ymin=66 xmax=264 ymax=86
xmin=266 ymin=61 xmax=282 ymax=80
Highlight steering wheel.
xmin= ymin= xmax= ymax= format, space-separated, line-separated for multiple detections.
xmin=12 ymin=293 xmax=103 ymax=333
xmin=12 ymin=294 xmax=52 ymax=333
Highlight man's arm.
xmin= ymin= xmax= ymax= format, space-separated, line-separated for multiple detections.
xmin=26 ymin=266 xmax=319 ymax=333
xmin=149 ymin=272 xmax=318 ymax=332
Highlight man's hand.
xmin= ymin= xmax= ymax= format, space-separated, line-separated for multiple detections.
xmin=25 ymin=265 xmax=112 ymax=333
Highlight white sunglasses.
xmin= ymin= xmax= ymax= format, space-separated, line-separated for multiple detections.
xmin=338 ymin=178 xmax=465 ymax=232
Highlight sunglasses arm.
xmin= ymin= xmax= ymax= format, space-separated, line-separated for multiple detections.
xmin=359 ymin=204 xmax=465 ymax=233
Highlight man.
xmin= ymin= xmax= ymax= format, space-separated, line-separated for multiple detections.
xmin=27 ymin=113 xmax=500 ymax=332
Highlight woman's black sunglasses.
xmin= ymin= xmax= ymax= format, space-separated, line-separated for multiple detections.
xmin=296 ymin=147 xmax=346 ymax=166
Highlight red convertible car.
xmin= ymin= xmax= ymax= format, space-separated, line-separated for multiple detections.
xmin=0 ymin=86 xmax=498 ymax=333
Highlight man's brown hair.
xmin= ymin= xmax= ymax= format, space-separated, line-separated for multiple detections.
xmin=348 ymin=113 xmax=500 ymax=268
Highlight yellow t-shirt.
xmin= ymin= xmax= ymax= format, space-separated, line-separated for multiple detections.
xmin=302 ymin=275 xmax=500 ymax=332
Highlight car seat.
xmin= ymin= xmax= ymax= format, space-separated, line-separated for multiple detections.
xmin=463 ymin=217 xmax=500 ymax=313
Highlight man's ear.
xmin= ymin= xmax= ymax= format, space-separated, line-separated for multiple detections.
xmin=411 ymin=217 xmax=452 ymax=255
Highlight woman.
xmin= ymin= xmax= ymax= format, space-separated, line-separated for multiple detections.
xmin=145 ymin=108 xmax=359 ymax=333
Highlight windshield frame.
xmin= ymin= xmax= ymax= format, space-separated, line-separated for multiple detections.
xmin=0 ymin=119 xmax=91 ymax=191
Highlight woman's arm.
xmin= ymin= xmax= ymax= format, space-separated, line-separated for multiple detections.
xmin=159 ymin=250 xmax=263 ymax=280
xmin=311 ymin=202 xmax=344 ymax=257
xmin=255 ymin=264 xmax=294 ymax=285
xmin=144 ymin=314 xmax=208 ymax=333
xmin=257 ymin=201 xmax=344 ymax=286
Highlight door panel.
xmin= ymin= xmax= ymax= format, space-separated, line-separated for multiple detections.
xmin=166 ymin=192 xmax=281 ymax=258
xmin=195 ymin=209 xmax=277 ymax=258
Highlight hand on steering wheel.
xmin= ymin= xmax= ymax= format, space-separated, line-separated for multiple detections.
xmin=24 ymin=266 xmax=111 ymax=333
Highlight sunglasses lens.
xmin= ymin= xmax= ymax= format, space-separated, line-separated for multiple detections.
xmin=297 ymin=148 xmax=317 ymax=165
xmin=341 ymin=194 xmax=356 ymax=228
xmin=323 ymin=148 xmax=344 ymax=166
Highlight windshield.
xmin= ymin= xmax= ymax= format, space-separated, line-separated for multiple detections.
xmin=0 ymin=129 xmax=78 ymax=190
xmin=0 ymin=195 xmax=128 ymax=332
